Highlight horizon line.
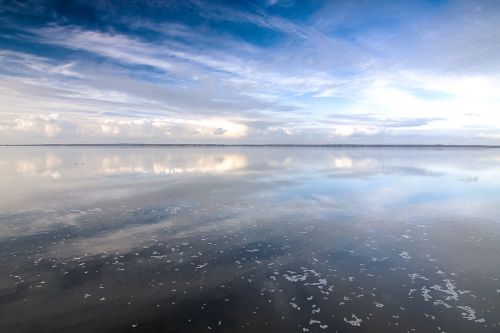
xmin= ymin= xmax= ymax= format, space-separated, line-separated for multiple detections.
xmin=2 ymin=143 xmax=500 ymax=148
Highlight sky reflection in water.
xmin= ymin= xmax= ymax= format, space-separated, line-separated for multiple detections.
xmin=1 ymin=147 xmax=500 ymax=332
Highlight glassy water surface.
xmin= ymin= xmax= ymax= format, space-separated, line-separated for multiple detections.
xmin=1 ymin=147 xmax=500 ymax=332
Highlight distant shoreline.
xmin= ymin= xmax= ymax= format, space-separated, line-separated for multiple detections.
xmin=1 ymin=144 xmax=500 ymax=148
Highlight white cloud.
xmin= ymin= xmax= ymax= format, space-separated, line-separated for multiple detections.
xmin=1 ymin=0 xmax=500 ymax=144
xmin=13 ymin=114 xmax=63 ymax=138
xmin=95 ymin=117 xmax=248 ymax=139
xmin=30 ymin=26 xmax=347 ymax=97
xmin=332 ymin=125 xmax=380 ymax=138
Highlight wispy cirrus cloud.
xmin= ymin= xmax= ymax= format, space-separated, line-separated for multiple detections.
xmin=0 ymin=0 xmax=500 ymax=144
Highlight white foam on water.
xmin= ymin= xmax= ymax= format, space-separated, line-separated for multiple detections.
xmin=344 ymin=314 xmax=362 ymax=326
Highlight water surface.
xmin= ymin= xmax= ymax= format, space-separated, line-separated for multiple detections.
xmin=1 ymin=147 xmax=500 ymax=332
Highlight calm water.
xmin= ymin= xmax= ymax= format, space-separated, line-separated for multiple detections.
xmin=1 ymin=147 xmax=500 ymax=332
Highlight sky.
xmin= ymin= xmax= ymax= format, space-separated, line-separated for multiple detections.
xmin=0 ymin=0 xmax=500 ymax=144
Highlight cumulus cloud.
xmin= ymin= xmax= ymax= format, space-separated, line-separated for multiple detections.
xmin=332 ymin=125 xmax=380 ymax=138
xmin=94 ymin=117 xmax=248 ymax=140
xmin=12 ymin=114 xmax=64 ymax=138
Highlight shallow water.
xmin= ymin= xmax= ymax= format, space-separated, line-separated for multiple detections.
xmin=1 ymin=147 xmax=500 ymax=332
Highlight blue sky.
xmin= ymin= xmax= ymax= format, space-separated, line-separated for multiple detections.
xmin=1 ymin=0 xmax=500 ymax=144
